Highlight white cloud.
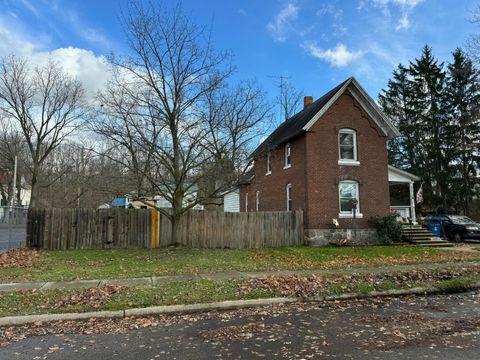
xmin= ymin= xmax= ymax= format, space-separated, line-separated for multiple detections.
xmin=305 ymin=43 xmax=363 ymax=67
xmin=0 ymin=16 xmax=110 ymax=101
xmin=32 ymin=48 xmax=110 ymax=99
xmin=267 ymin=3 xmax=299 ymax=42
xmin=237 ymin=8 xmax=247 ymax=16
xmin=365 ymin=0 xmax=423 ymax=31
xmin=317 ymin=4 xmax=347 ymax=36
xmin=396 ymin=14 xmax=410 ymax=30
xmin=372 ymin=0 xmax=422 ymax=8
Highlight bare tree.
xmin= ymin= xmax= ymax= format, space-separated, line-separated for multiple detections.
xmin=94 ymin=74 xmax=158 ymax=197
xmin=202 ymin=81 xmax=272 ymax=190
xmin=0 ymin=56 xmax=85 ymax=208
xmin=0 ymin=117 xmax=27 ymax=206
xmin=97 ymin=2 xmax=233 ymax=243
xmin=274 ymin=78 xmax=303 ymax=123
xmin=467 ymin=4 xmax=480 ymax=64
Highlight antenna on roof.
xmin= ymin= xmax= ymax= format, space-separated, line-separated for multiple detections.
xmin=268 ymin=75 xmax=291 ymax=123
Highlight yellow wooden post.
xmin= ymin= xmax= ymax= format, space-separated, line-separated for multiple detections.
xmin=150 ymin=209 xmax=160 ymax=248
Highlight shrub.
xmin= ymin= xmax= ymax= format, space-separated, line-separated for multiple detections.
xmin=368 ymin=214 xmax=403 ymax=243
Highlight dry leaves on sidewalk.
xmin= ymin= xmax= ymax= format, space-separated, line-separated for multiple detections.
xmin=0 ymin=248 xmax=38 ymax=268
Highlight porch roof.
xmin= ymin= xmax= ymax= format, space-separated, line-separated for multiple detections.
xmin=388 ymin=165 xmax=420 ymax=184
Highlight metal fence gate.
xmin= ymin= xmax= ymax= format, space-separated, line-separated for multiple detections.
xmin=0 ymin=206 xmax=27 ymax=251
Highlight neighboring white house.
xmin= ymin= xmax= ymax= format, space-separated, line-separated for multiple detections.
xmin=223 ymin=189 xmax=240 ymax=212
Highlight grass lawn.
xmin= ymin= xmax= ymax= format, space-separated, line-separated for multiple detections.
xmin=1 ymin=270 xmax=479 ymax=317
xmin=1 ymin=245 xmax=479 ymax=283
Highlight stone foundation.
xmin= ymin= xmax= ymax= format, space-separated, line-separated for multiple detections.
xmin=305 ymin=228 xmax=381 ymax=246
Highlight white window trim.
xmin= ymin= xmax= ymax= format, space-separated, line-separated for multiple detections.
xmin=338 ymin=128 xmax=358 ymax=163
xmin=284 ymin=143 xmax=291 ymax=169
xmin=286 ymin=184 xmax=292 ymax=211
xmin=266 ymin=152 xmax=272 ymax=175
xmin=256 ymin=191 xmax=260 ymax=211
xmin=338 ymin=180 xmax=361 ymax=217
xmin=338 ymin=159 xmax=360 ymax=166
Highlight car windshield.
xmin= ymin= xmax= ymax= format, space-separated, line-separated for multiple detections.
xmin=449 ymin=215 xmax=475 ymax=224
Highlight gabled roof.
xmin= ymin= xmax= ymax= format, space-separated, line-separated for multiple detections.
xmin=252 ymin=77 xmax=400 ymax=157
xmin=388 ymin=165 xmax=421 ymax=183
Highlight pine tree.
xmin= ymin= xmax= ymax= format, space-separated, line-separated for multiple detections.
xmin=379 ymin=64 xmax=416 ymax=169
xmin=445 ymin=48 xmax=480 ymax=214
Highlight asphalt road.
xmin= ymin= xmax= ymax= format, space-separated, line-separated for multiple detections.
xmin=0 ymin=226 xmax=26 ymax=251
xmin=1 ymin=291 xmax=479 ymax=359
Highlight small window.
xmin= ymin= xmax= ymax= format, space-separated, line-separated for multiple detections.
xmin=245 ymin=193 xmax=248 ymax=212
xmin=284 ymin=143 xmax=291 ymax=168
xmin=339 ymin=129 xmax=357 ymax=162
xmin=339 ymin=181 xmax=360 ymax=214
xmin=256 ymin=191 xmax=260 ymax=211
xmin=286 ymin=184 xmax=292 ymax=211
xmin=266 ymin=152 xmax=272 ymax=174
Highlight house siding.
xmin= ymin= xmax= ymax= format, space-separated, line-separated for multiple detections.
xmin=223 ymin=190 xmax=240 ymax=212
xmin=241 ymin=90 xmax=390 ymax=233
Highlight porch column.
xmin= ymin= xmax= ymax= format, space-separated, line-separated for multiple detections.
xmin=409 ymin=181 xmax=417 ymax=224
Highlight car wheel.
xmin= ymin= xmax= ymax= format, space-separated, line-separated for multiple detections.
xmin=453 ymin=232 xmax=462 ymax=243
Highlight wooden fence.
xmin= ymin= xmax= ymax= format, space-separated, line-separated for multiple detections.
xmin=27 ymin=208 xmax=304 ymax=250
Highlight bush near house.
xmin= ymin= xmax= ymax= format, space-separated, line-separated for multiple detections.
xmin=368 ymin=214 xmax=403 ymax=243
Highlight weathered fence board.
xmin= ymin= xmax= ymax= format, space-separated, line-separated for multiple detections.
xmin=27 ymin=208 xmax=304 ymax=250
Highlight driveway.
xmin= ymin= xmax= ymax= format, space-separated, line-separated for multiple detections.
xmin=1 ymin=291 xmax=479 ymax=359
xmin=0 ymin=226 xmax=26 ymax=251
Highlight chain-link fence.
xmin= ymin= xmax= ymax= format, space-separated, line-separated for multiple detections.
xmin=0 ymin=206 xmax=27 ymax=251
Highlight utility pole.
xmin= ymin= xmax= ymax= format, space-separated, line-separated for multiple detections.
xmin=10 ymin=155 xmax=17 ymax=209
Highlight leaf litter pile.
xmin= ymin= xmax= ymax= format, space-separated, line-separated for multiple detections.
xmin=0 ymin=248 xmax=38 ymax=268
xmin=16 ymin=285 xmax=127 ymax=309
xmin=239 ymin=266 xmax=480 ymax=298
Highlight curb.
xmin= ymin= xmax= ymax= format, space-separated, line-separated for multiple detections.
xmin=1 ymin=283 xmax=479 ymax=327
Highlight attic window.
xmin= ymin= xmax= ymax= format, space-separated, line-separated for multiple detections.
xmin=338 ymin=129 xmax=359 ymax=165
xmin=284 ymin=143 xmax=291 ymax=168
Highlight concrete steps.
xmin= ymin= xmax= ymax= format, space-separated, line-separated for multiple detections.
xmin=401 ymin=225 xmax=453 ymax=247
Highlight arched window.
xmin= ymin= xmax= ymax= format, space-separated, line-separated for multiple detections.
xmin=284 ymin=143 xmax=291 ymax=168
xmin=338 ymin=129 xmax=358 ymax=165
xmin=286 ymin=184 xmax=292 ymax=211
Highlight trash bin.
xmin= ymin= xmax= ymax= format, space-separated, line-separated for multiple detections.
xmin=426 ymin=223 xmax=441 ymax=237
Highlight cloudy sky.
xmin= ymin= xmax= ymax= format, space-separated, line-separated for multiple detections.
xmin=1 ymin=0 xmax=478 ymax=109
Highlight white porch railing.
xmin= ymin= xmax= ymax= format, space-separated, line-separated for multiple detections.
xmin=390 ymin=206 xmax=411 ymax=220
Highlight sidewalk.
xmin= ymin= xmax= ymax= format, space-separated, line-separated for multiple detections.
xmin=1 ymin=260 xmax=479 ymax=293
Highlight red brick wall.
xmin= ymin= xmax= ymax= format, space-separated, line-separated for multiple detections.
xmin=304 ymin=91 xmax=389 ymax=228
xmin=241 ymin=90 xmax=390 ymax=229
xmin=240 ymin=136 xmax=307 ymax=213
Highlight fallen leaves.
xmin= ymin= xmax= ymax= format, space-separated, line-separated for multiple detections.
xmin=53 ymin=285 xmax=126 ymax=309
xmin=199 ymin=322 xmax=270 ymax=343
xmin=0 ymin=248 xmax=38 ymax=268
xmin=239 ymin=266 xmax=480 ymax=298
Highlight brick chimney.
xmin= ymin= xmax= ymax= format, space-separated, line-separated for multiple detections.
xmin=304 ymin=96 xmax=313 ymax=108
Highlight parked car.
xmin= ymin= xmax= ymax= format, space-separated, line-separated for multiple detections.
xmin=423 ymin=214 xmax=480 ymax=242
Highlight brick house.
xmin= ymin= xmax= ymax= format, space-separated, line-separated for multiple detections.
xmin=234 ymin=77 xmax=419 ymax=244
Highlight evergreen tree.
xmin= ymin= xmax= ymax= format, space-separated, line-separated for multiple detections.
xmin=408 ymin=46 xmax=450 ymax=208
xmin=379 ymin=64 xmax=416 ymax=169
xmin=445 ymin=48 xmax=480 ymax=214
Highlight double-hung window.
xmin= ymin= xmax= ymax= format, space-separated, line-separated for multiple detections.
xmin=284 ymin=143 xmax=291 ymax=168
xmin=338 ymin=129 xmax=359 ymax=165
xmin=266 ymin=152 xmax=272 ymax=175
xmin=338 ymin=181 xmax=362 ymax=218
xmin=286 ymin=184 xmax=292 ymax=211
